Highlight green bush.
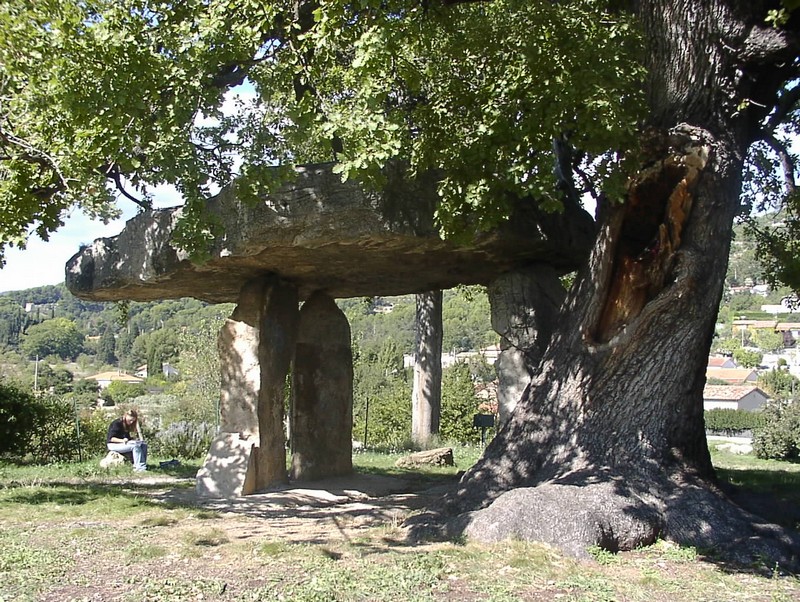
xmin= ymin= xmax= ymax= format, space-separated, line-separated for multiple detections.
xmin=355 ymin=377 xmax=412 ymax=449
xmin=704 ymin=409 xmax=766 ymax=434
xmin=77 ymin=409 xmax=115 ymax=455
xmin=102 ymin=380 xmax=147 ymax=405
xmin=29 ymin=396 xmax=78 ymax=463
xmin=752 ymin=401 xmax=800 ymax=461
xmin=152 ymin=421 xmax=215 ymax=459
xmin=440 ymin=363 xmax=483 ymax=445
xmin=0 ymin=381 xmax=43 ymax=457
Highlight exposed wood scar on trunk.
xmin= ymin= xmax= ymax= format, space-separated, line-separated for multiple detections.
xmin=596 ymin=128 xmax=710 ymax=343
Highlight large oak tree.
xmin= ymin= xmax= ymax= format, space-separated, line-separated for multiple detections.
xmin=2 ymin=0 xmax=799 ymax=566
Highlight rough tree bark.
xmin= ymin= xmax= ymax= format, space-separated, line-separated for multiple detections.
xmin=413 ymin=0 xmax=800 ymax=568
xmin=412 ymin=290 xmax=443 ymax=446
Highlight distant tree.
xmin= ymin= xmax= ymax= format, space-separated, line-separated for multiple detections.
xmin=175 ymin=318 xmax=224 ymax=424
xmin=0 ymin=298 xmax=24 ymax=348
xmin=712 ymin=337 xmax=741 ymax=356
xmin=36 ymin=365 xmax=73 ymax=394
xmin=20 ymin=318 xmax=84 ymax=360
xmin=97 ymin=327 xmax=117 ymax=365
xmin=752 ymin=330 xmax=785 ymax=354
xmin=759 ymin=369 xmax=800 ymax=402
xmin=129 ymin=328 xmax=179 ymax=372
xmin=440 ymin=362 xmax=481 ymax=444
xmin=102 ymin=381 xmax=147 ymax=406
xmin=733 ymin=348 xmax=762 ymax=369
xmin=71 ymin=379 xmax=100 ymax=408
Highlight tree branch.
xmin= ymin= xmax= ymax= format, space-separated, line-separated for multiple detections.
xmin=766 ymin=84 xmax=800 ymax=134
xmin=760 ymin=131 xmax=798 ymax=195
xmin=103 ymin=164 xmax=153 ymax=211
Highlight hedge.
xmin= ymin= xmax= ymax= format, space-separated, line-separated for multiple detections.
xmin=704 ymin=408 xmax=765 ymax=434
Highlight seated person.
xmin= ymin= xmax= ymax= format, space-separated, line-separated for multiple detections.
xmin=106 ymin=409 xmax=148 ymax=472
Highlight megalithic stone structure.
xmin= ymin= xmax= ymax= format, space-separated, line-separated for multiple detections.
xmin=64 ymin=162 xmax=595 ymax=498
xmin=488 ymin=265 xmax=567 ymax=424
xmin=290 ymin=292 xmax=353 ymax=481
xmin=196 ymin=276 xmax=298 ymax=497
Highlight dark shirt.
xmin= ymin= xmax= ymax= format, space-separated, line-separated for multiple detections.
xmin=107 ymin=418 xmax=133 ymax=443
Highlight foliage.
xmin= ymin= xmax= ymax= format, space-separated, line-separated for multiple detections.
xmin=704 ymin=409 xmax=766 ymax=435
xmin=355 ymin=374 xmax=412 ymax=448
xmin=752 ymin=329 xmax=785 ymax=354
xmin=76 ymin=409 xmax=114 ymax=454
xmin=759 ymin=368 xmax=800 ymax=401
xmin=152 ymin=421 xmax=216 ymax=459
xmin=0 ymin=0 xmax=645 ymax=261
xmin=440 ymin=362 xmax=483 ymax=444
xmin=19 ymin=318 xmax=84 ymax=360
xmin=0 ymin=382 xmax=80 ymax=463
xmin=35 ymin=364 xmax=74 ymax=394
xmin=174 ymin=317 xmax=225 ymax=425
xmin=733 ymin=347 xmax=762 ymax=369
xmin=97 ymin=327 xmax=117 ymax=365
xmin=752 ymin=400 xmax=800 ymax=461
xmin=0 ymin=381 xmax=39 ymax=457
xmin=102 ymin=380 xmax=147 ymax=405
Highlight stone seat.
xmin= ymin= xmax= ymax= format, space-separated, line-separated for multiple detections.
xmin=99 ymin=450 xmax=133 ymax=468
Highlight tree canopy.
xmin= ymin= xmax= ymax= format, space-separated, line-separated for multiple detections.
xmin=1 ymin=0 xmax=645 ymax=260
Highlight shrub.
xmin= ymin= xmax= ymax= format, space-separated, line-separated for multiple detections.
xmin=440 ymin=362 xmax=483 ymax=445
xmin=0 ymin=382 xmax=81 ymax=463
xmin=0 ymin=381 xmax=43 ymax=457
xmin=29 ymin=396 xmax=78 ymax=463
xmin=153 ymin=421 xmax=216 ymax=459
xmin=704 ymin=409 xmax=765 ymax=435
xmin=102 ymin=381 xmax=147 ymax=405
xmin=752 ymin=400 xmax=800 ymax=460
xmin=77 ymin=409 xmax=115 ymax=455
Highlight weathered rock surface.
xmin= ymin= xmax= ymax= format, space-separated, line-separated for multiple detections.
xmin=290 ymin=292 xmax=354 ymax=481
xmin=395 ymin=447 xmax=455 ymax=468
xmin=65 ymin=163 xmax=594 ymax=303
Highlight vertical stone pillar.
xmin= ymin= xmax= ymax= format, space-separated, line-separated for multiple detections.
xmin=489 ymin=266 xmax=565 ymax=424
xmin=196 ymin=276 xmax=298 ymax=497
xmin=290 ymin=292 xmax=353 ymax=481
xmin=412 ymin=290 xmax=443 ymax=447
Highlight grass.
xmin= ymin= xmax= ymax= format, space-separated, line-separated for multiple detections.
xmin=0 ymin=446 xmax=797 ymax=601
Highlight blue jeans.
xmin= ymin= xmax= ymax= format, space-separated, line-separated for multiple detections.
xmin=107 ymin=440 xmax=148 ymax=471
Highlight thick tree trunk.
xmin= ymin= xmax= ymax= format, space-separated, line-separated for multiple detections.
xmin=412 ymin=0 xmax=800 ymax=568
xmin=412 ymin=290 xmax=443 ymax=446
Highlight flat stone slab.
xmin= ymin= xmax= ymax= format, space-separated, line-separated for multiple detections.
xmin=66 ymin=163 xmax=594 ymax=302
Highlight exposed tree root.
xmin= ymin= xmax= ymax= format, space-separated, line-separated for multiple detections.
xmin=407 ymin=472 xmax=800 ymax=572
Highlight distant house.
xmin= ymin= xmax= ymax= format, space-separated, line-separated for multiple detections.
xmin=703 ymin=385 xmax=770 ymax=411
xmin=134 ymin=363 xmax=180 ymax=379
xmin=85 ymin=371 xmax=145 ymax=390
xmin=775 ymin=322 xmax=800 ymax=348
xmin=706 ymin=367 xmax=759 ymax=384
xmin=708 ymin=356 xmax=737 ymax=369
xmin=732 ymin=319 xmax=778 ymax=332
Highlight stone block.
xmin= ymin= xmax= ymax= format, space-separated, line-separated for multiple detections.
xmin=196 ymin=433 xmax=258 ymax=498
xmin=99 ymin=451 xmax=127 ymax=468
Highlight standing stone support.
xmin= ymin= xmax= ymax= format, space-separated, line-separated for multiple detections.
xmin=412 ymin=290 xmax=443 ymax=447
xmin=290 ymin=292 xmax=353 ymax=481
xmin=489 ymin=266 xmax=565 ymax=424
xmin=196 ymin=277 xmax=298 ymax=497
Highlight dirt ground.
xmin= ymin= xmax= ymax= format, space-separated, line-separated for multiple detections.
xmin=26 ymin=473 xmax=457 ymax=602
xmin=148 ymin=472 xmax=450 ymax=544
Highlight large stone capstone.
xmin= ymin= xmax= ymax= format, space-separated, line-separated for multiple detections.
xmin=65 ymin=163 xmax=594 ymax=303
